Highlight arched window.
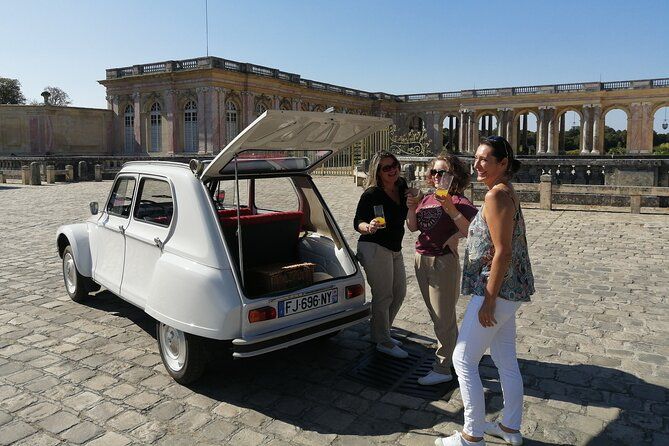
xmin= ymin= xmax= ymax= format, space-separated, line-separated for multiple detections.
xmin=408 ymin=116 xmax=424 ymax=131
xmin=124 ymin=105 xmax=134 ymax=153
xmin=184 ymin=101 xmax=198 ymax=152
xmin=255 ymin=102 xmax=268 ymax=117
xmin=150 ymin=102 xmax=162 ymax=152
xmin=225 ymin=101 xmax=239 ymax=144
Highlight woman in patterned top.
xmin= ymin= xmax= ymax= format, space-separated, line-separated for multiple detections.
xmin=436 ymin=136 xmax=534 ymax=446
xmin=406 ymin=154 xmax=477 ymax=386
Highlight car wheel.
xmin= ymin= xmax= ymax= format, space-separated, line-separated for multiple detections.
xmin=157 ymin=322 xmax=208 ymax=385
xmin=62 ymin=245 xmax=89 ymax=302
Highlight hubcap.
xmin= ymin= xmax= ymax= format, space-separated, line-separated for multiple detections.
xmin=159 ymin=324 xmax=186 ymax=372
xmin=63 ymin=253 xmax=77 ymax=294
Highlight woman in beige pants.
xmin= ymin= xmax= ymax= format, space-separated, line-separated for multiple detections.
xmin=354 ymin=152 xmax=410 ymax=359
xmin=406 ymin=154 xmax=477 ymax=385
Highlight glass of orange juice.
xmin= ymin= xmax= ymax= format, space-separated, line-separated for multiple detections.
xmin=435 ymin=172 xmax=454 ymax=199
xmin=373 ymin=205 xmax=386 ymax=228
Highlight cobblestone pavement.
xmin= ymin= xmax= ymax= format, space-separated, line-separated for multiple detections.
xmin=0 ymin=177 xmax=667 ymax=446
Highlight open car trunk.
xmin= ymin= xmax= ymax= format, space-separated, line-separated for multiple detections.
xmin=210 ymin=175 xmax=356 ymax=297
xmin=199 ymin=110 xmax=391 ymax=298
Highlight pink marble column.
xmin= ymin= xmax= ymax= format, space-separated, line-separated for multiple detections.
xmin=132 ymin=92 xmax=142 ymax=153
xmin=537 ymin=108 xmax=546 ymax=154
xmin=591 ymin=105 xmax=603 ymax=154
xmin=164 ymin=89 xmax=177 ymax=155
xmin=459 ymin=109 xmax=469 ymax=153
xmin=546 ymin=107 xmax=557 ymax=155
xmin=580 ymin=105 xmax=594 ymax=154
xmin=468 ymin=112 xmax=478 ymax=154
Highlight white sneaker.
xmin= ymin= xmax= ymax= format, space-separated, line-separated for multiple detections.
xmin=484 ymin=421 xmax=522 ymax=445
xmin=435 ymin=431 xmax=485 ymax=445
xmin=418 ymin=370 xmax=453 ymax=386
xmin=390 ymin=337 xmax=403 ymax=346
xmin=376 ymin=343 xmax=409 ymax=359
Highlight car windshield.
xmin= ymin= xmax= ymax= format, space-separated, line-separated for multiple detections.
xmin=217 ymin=149 xmax=331 ymax=175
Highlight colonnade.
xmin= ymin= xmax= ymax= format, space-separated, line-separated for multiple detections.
xmin=400 ymin=101 xmax=666 ymax=155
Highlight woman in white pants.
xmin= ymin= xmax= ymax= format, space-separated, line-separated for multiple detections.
xmin=436 ymin=136 xmax=535 ymax=446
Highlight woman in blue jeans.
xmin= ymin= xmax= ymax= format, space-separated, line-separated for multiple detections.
xmin=436 ymin=136 xmax=534 ymax=446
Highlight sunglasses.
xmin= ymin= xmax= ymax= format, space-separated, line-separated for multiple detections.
xmin=430 ymin=169 xmax=450 ymax=177
xmin=484 ymin=136 xmax=512 ymax=160
xmin=380 ymin=161 xmax=400 ymax=173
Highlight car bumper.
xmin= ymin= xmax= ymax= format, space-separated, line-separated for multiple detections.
xmin=231 ymin=303 xmax=371 ymax=358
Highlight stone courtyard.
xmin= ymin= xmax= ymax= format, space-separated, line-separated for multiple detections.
xmin=0 ymin=176 xmax=667 ymax=445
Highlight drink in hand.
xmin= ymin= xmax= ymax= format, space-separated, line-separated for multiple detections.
xmin=435 ymin=172 xmax=454 ymax=200
xmin=373 ymin=205 xmax=386 ymax=229
xmin=435 ymin=188 xmax=449 ymax=199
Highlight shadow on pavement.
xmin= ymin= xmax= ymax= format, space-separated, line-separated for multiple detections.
xmin=80 ymin=292 xmax=664 ymax=444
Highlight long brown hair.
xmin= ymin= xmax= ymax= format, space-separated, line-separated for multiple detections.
xmin=365 ymin=151 xmax=401 ymax=189
xmin=427 ymin=153 xmax=470 ymax=195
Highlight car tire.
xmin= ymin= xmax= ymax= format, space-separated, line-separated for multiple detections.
xmin=157 ymin=321 xmax=208 ymax=385
xmin=62 ymin=245 xmax=89 ymax=302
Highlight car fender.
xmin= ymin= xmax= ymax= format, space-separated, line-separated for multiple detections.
xmin=144 ymin=252 xmax=242 ymax=340
xmin=56 ymin=223 xmax=93 ymax=277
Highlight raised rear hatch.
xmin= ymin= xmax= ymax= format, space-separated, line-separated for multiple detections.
xmin=200 ymin=110 xmax=392 ymax=180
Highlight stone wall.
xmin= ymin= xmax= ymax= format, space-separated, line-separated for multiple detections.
xmin=0 ymin=105 xmax=114 ymax=156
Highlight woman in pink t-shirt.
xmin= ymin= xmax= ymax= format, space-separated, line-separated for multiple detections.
xmin=406 ymin=154 xmax=477 ymax=385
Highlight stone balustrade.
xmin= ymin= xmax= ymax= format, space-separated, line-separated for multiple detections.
xmin=0 ymin=154 xmax=214 ymax=182
xmin=106 ymin=57 xmax=669 ymax=104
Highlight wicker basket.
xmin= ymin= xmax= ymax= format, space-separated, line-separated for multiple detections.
xmin=246 ymin=262 xmax=315 ymax=295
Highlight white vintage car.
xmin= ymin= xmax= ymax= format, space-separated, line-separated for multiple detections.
xmin=57 ymin=110 xmax=392 ymax=384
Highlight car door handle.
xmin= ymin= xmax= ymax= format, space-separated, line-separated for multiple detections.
xmin=154 ymin=237 xmax=164 ymax=249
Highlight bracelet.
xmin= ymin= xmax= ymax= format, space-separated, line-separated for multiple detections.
xmin=452 ymin=213 xmax=463 ymax=221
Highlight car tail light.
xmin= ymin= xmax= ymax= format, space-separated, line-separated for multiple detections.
xmin=248 ymin=306 xmax=276 ymax=323
xmin=345 ymin=284 xmax=364 ymax=299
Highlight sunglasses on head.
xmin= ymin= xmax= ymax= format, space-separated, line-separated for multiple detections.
xmin=484 ymin=136 xmax=512 ymax=160
xmin=380 ymin=161 xmax=400 ymax=172
xmin=430 ymin=169 xmax=450 ymax=177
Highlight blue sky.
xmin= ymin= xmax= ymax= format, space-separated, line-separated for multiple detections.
xmin=2 ymin=0 xmax=668 ymax=131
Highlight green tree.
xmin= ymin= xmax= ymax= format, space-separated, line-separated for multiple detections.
xmin=603 ymin=126 xmax=627 ymax=153
xmin=0 ymin=77 xmax=26 ymax=104
xmin=653 ymin=131 xmax=669 ymax=147
xmin=44 ymin=86 xmax=71 ymax=106
xmin=563 ymin=127 xmax=580 ymax=152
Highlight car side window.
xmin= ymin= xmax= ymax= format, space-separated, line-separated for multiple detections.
xmin=134 ymin=178 xmax=174 ymax=227
xmin=107 ymin=177 xmax=136 ymax=218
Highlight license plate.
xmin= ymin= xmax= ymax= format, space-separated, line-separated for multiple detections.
xmin=277 ymin=288 xmax=338 ymax=317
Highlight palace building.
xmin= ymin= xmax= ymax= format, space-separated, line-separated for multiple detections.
xmin=100 ymin=56 xmax=669 ymax=156
xmin=1 ymin=55 xmax=668 ymax=157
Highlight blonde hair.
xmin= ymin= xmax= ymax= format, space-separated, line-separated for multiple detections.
xmin=365 ymin=151 xmax=401 ymax=189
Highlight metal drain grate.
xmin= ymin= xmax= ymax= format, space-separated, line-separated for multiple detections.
xmin=343 ymin=341 xmax=459 ymax=400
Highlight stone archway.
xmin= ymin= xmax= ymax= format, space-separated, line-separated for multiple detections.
xmin=408 ymin=115 xmax=424 ymax=132
xmin=651 ymin=103 xmax=669 ymax=153
xmin=441 ymin=113 xmax=459 ymax=152
xmin=556 ymin=109 xmax=583 ymax=155
xmin=603 ymin=107 xmax=630 ymax=154
xmin=477 ymin=112 xmax=498 ymax=138
xmin=512 ymin=110 xmax=538 ymax=155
